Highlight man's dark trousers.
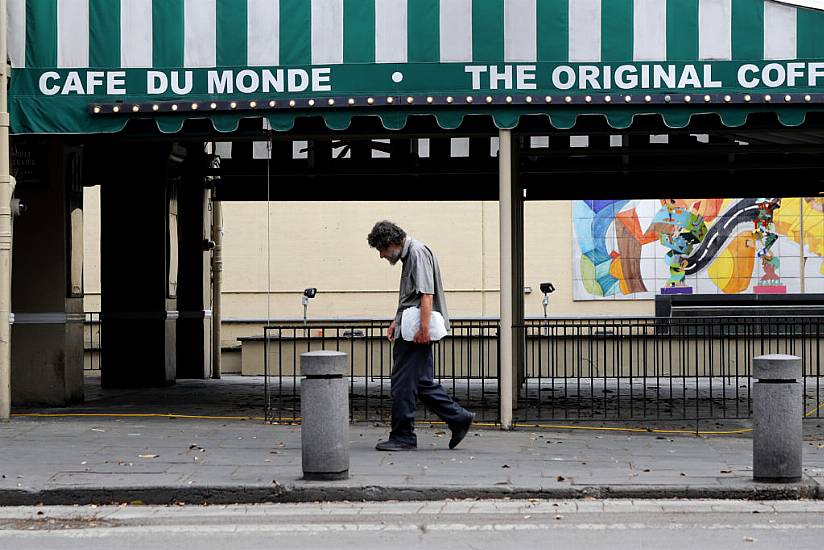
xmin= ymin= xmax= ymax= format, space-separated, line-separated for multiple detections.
xmin=390 ymin=339 xmax=472 ymax=446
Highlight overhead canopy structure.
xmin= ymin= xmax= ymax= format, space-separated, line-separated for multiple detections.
xmin=8 ymin=0 xmax=824 ymax=134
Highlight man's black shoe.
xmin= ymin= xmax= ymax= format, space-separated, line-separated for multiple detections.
xmin=375 ymin=440 xmax=417 ymax=451
xmin=449 ymin=413 xmax=475 ymax=450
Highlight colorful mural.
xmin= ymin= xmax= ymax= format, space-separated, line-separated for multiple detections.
xmin=573 ymin=198 xmax=824 ymax=300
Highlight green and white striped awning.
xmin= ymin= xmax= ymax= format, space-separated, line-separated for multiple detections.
xmin=9 ymin=0 xmax=824 ymax=134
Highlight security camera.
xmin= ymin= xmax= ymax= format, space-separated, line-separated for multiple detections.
xmin=10 ymin=199 xmax=25 ymax=216
xmin=303 ymin=288 xmax=317 ymax=299
xmin=540 ymin=282 xmax=555 ymax=320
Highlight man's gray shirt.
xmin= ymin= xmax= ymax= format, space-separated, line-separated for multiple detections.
xmin=394 ymin=238 xmax=450 ymax=331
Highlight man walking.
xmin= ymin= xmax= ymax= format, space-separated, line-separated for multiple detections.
xmin=367 ymin=220 xmax=474 ymax=451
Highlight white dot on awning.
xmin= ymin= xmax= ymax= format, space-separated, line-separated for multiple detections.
xmin=391 ymin=72 xmax=404 ymax=83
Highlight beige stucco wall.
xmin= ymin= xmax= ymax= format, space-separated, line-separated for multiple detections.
xmin=216 ymin=200 xmax=653 ymax=320
xmin=82 ymin=193 xmax=654 ymax=322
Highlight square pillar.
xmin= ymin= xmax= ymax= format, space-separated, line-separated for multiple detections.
xmin=11 ymin=142 xmax=84 ymax=405
xmin=176 ymin=144 xmax=212 ymax=379
xmin=100 ymin=143 xmax=182 ymax=388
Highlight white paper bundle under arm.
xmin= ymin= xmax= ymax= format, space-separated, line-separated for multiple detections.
xmin=400 ymin=307 xmax=448 ymax=342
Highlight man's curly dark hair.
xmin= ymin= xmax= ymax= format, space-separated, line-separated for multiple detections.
xmin=367 ymin=220 xmax=406 ymax=250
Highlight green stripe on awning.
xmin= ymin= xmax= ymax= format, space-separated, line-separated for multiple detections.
xmin=602 ymin=0 xmax=633 ymax=62
xmin=90 ymin=0 xmax=120 ymax=68
xmin=280 ymin=0 xmax=311 ymax=66
xmin=797 ymin=7 xmax=824 ymax=58
xmin=343 ymin=0 xmax=375 ymax=63
xmin=217 ymin=0 xmax=247 ymax=67
xmin=732 ymin=0 xmax=764 ymax=60
xmin=408 ymin=0 xmax=439 ymax=63
xmin=537 ymin=0 xmax=568 ymax=62
xmin=153 ymin=0 xmax=184 ymax=68
xmin=472 ymin=0 xmax=503 ymax=62
xmin=667 ymin=0 xmax=699 ymax=61
xmin=26 ymin=0 xmax=56 ymax=68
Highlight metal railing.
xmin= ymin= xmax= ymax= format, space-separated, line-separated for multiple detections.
xmin=261 ymin=316 xmax=823 ymax=424
xmin=262 ymin=319 xmax=500 ymax=423
xmin=84 ymin=311 xmax=102 ymax=372
xmin=520 ymin=316 xmax=823 ymax=422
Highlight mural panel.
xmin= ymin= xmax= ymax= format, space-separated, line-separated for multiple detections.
xmin=573 ymin=198 xmax=824 ymax=300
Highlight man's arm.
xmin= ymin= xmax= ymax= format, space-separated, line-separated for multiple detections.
xmin=413 ymin=293 xmax=433 ymax=344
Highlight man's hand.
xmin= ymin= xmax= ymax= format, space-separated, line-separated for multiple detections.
xmin=413 ymin=326 xmax=430 ymax=345
xmin=387 ymin=320 xmax=397 ymax=342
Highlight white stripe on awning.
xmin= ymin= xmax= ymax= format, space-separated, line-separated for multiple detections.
xmin=184 ymin=0 xmax=216 ymax=68
xmin=440 ymin=0 xmax=472 ymax=62
xmin=57 ymin=0 xmax=89 ymax=68
xmin=121 ymin=0 xmax=153 ymax=68
xmin=247 ymin=0 xmax=279 ymax=66
xmin=633 ymin=0 xmax=666 ymax=61
xmin=7 ymin=0 xmax=26 ymax=68
xmin=764 ymin=1 xmax=797 ymax=60
xmin=505 ymin=0 xmax=536 ymax=62
xmin=569 ymin=0 xmax=602 ymax=62
xmin=375 ymin=0 xmax=407 ymax=63
xmin=699 ymin=0 xmax=732 ymax=60
xmin=311 ymin=0 xmax=343 ymax=65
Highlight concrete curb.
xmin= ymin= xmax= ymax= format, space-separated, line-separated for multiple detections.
xmin=0 ymin=480 xmax=819 ymax=506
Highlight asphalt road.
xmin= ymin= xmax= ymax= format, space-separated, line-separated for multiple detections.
xmin=0 ymin=499 xmax=822 ymax=550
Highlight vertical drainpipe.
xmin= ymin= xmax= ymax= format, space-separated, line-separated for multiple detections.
xmin=498 ymin=130 xmax=513 ymax=430
xmin=0 ymin=0 xmax=13 ymax=421
xmin=211 ymin=197 xmax=223 ymax=379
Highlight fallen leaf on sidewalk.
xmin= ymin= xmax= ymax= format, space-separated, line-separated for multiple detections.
xmin=138 ymin=454 xmax=159 ymax=459
xmin=501 ymin=464 xmax=511 ymax=468
xmin=744 ymin=537 xmax=756 ymax=543
xmin=556 ymin=476 xmax=565 ymax=482
xmin=720 ymin=470 xmax=732 ymax=474
xmin=433 ymin=431 xmax=446 ymax=437
xmin=642 ymin=469 xmax=651 ymax=473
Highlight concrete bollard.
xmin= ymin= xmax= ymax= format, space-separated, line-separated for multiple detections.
xmin=752 ymin=354 xmax=802 ymax=482
xmin=300 ymin=350 xmax=349 ymax=481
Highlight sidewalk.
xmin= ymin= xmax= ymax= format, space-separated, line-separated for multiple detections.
xmin=1 ymin=415 xmax=822 ymax=505
xmin=2 ymin=375 xmax=822 ymax=505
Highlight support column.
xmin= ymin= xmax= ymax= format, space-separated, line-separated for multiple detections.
xmin=100 ymin=143 xmax=181 ymax=388
xmin=11 ymin=143 xmax=84 ymax=405
xmin=176 ymin=144 xmax=212 ymax=379
xmin=498 ymin=130 xmax=524 ymax=429
xmin=0 ymin=9 xmax=11 ymax=418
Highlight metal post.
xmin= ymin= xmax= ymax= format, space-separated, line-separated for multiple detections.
xmin=0 ymin=0 xmax=13 ymax=421
xmin=211 ymin=198 xmax=223 ymax=379
xmin=799 ymin=198 xmax=805 ymax=294
xmin=498 ymin=129 xmax=513 ymax=430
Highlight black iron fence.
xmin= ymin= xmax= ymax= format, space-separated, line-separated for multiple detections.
xmin=520 ymin=316 xmax=823 ymax=422
xmin=84 ymin=312 xmax=102 ymax=372
xmin=262 ymin=320 xmax=499 ymax=423
xmin=262 ymin=316 xmax=823 ymax=424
